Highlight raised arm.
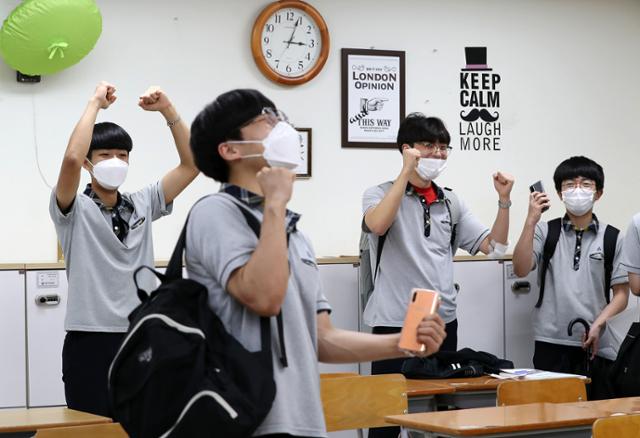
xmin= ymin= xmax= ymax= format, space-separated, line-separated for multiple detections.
xmin=364 ymin=147 xmax=420 ymax=235
xmin=225 ymin=168 xmax=294 ymax=316
xmin=512 ymin=191 xmax=550 ymax=277
xmin=55 ymin=82 xmax=116 ymax=211
xmin=138 ymin=86 xmax=198 ymax=204
xmin=479 ymin=171 xmax=514 ymax=254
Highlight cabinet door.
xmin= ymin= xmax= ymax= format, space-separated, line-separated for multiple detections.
xmin=0 ymin=270 xmax=27 ymax=407
xmin=317 ymin=263 xmax=360 ymax=375
xmin=26 ymin=270 xmax=68 ymax=407
xmin=454 ymin=260 xmax=505 ymax=358
xmin=504 ymin=262 xmax=539 ymax=368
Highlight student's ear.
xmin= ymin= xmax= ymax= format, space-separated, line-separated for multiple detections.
xmin=594 ymin=189 xmax=603 ymax=201
xmin=218 ymin=142 xmax=242 ymax=162
xmin=82 ymin=158 xmax=92 ymax=172
xmin=402 ymin=143 xmax=411 ymax=151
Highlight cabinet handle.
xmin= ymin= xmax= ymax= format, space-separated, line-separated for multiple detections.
xmin=454 ymin=283 xmax=460 ymax=293
xmin=35 ymin=294 xmax=61 ymax=306
xmin=511 ymin=281 xmax=531 ymax=293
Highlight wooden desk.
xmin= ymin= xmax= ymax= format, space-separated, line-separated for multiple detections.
xmin=407 ymin=377 xmax=502 ymax=411
xmin=387 ymin=397 xmax=640 ymax=437
xmin=0 ymin=407 xmax=111 ymax=437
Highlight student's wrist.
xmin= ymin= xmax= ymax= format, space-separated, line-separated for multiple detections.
xmin=160 ymin=104 xmax=178 ymax=119
xmin=87 ymin=97 xmax=102 ymax=109
xmin=398 ymin=168 xmax=412 ymax=181
xmin=263 ymin=200 xmax=288 ymax=214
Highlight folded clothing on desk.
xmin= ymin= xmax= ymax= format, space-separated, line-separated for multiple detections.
xmin=401 ymin=348 xmax=514 ymax=379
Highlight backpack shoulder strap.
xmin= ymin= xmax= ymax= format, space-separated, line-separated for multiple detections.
xmin=363 ymin=181 xmax=394 ymax=282
xmin=536 ymin=218 xmax=562 ymax=308
xmin=603 ymin=224 xmax=620 ymax=304
xmin=165 ymin=194 xmax=216 ymax=280
xmin=443 ymin=187 xmax=461 ymax=252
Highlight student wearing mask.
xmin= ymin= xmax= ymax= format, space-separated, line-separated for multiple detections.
xmin=362 ymin=113 xmax=513 ymax=438
xmin=49 ymin=81 xmax=198 ymax=416
xmin=187 ymin=89 xmax=446 ymax=438
xmin=512 ymin=156 xmax=629 ymax=397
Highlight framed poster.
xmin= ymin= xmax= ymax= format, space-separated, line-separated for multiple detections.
xmin=341 ymin=48 xmax=405 ymax=148
xmin=294 ymin=127 xmax=312 ymax=178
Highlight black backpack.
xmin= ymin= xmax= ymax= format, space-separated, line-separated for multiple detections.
xmin=108 ymin=200 xmax=277 ymax=438
xmin=608 ymin=322 xmax=640 ymax=397
xmin=536 ymin=218 xmax=619 ymax=308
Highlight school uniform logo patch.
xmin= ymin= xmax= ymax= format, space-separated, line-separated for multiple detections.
xmin=301 ymin=258 xmax=318 ymax=269
xmin=589 ymin=251 xmax=604 ymax=261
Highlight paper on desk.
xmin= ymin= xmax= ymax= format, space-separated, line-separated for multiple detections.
xmin=489 ymin=368 xmax=588 ymax=380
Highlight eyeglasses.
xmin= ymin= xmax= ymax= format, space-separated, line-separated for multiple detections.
xmin=561 ymin=179 xmax=596 ymax=191
xmin=414 ymin=142 xmax=453 ymax=156
xmin=240 ymin=107 xmax=291 ymax=129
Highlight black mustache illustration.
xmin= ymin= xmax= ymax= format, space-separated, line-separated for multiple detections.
xmin=460 ymin=109 xmax=499 ymax=122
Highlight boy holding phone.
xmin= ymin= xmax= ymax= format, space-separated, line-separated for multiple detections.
xmin=513 ymin=156 xmax=628 ymax=398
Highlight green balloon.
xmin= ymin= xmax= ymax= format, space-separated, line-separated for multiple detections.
xmin=0 ymin=0 xmax=102 ymax=75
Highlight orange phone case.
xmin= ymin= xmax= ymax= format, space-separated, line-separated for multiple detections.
xmin=398 ymin=289 xmax=440 ymax=354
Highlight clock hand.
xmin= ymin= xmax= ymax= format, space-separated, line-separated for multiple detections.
xmin=284 ymin=17 xmax=300 ymax=49
xmin=281 ymin=41 xmax=307 ymax=46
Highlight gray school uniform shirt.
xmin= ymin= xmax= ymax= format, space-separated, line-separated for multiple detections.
xmin=362 ymin=182 xmax=490 ymax=326
xmin=532 ymin=216 xmax=627 ymax=360
xmin=49 ymin=182 xmax=172 ymax=332
xmin=621 ymin=212 xmax=640 ymax=275
xmin=185 ymin=189 xmax=332 ymax=438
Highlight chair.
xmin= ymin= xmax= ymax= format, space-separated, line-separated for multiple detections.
xmin=320 ymin=373 xmax=408 ymax=437
xmin=593 ymin=413 xmax=640 ymax=438
xmin=496 ymin=378 xmax=587 ymax=406
xmin=35 ymin=422 xmax=128 ymax=438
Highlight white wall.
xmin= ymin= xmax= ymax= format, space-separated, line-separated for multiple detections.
xmin=2 ymin=0 xmax=640 ymax=263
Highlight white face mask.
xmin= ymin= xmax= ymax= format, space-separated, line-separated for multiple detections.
xmin=87 ymin=157 xmax=129 ymax=190
xmin=562 ymin=187 xmax=595 ymax=216
xmin=416 ymin=158 xmax=447 ymax=181
xmin=229 ymin=122 xmax=302 ymax=170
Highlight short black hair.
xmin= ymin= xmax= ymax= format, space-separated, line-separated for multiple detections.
xmin=397 ymin=113 xmax=451 ymax=153
xmin=553 ymin=156 xmax=604 ymax=191
xmin=191 ymin=89 xmax=275 ymax=182
xmin=88 ymin=122 xmax=132 ymax=159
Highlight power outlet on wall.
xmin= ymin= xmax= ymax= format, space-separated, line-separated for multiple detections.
xmin=16 ymin=71 xmax=41 ymax=83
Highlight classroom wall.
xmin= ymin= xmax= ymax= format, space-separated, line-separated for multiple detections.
xmin=1 ymin=0 xmax=639 ymax=263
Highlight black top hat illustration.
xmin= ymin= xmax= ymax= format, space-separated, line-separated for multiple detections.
xmin=463 ymin=47 xmax=492 ymax=71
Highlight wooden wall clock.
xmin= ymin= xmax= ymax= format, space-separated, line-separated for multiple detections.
xmin=251 ymin=0 xmax=330 ymax=85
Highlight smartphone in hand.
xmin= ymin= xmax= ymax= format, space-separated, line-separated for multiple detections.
xmin=529 ymin=180 xmax=549 ymax=212
xmin=399 ymin=289 xmax=440 ymax=355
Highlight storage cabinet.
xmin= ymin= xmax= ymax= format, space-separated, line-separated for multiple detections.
xmin=0 ymin=269 xmax=27 ymax=408
xmin=318 ymin=262 xmax=360 ymax=375
xmin=25 ymin=269 xmax=68 ymax=407
xmin=454 ymin=260 xmax=505 ymax=358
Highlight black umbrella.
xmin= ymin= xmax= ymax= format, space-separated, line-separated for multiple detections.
xmin=567 ymin=317 xmax=591 ymax=376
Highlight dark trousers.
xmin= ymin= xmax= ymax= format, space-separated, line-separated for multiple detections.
xmin=62 ymin=331 xmax=125 ymax=417
xmin=368 ymin=320 xmax=458 ymax=438
xmin=532 ymin=340 xmax=614 ymax=400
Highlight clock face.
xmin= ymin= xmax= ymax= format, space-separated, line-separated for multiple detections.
xmin=260 ymin=8 xmax=323 ymax=78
